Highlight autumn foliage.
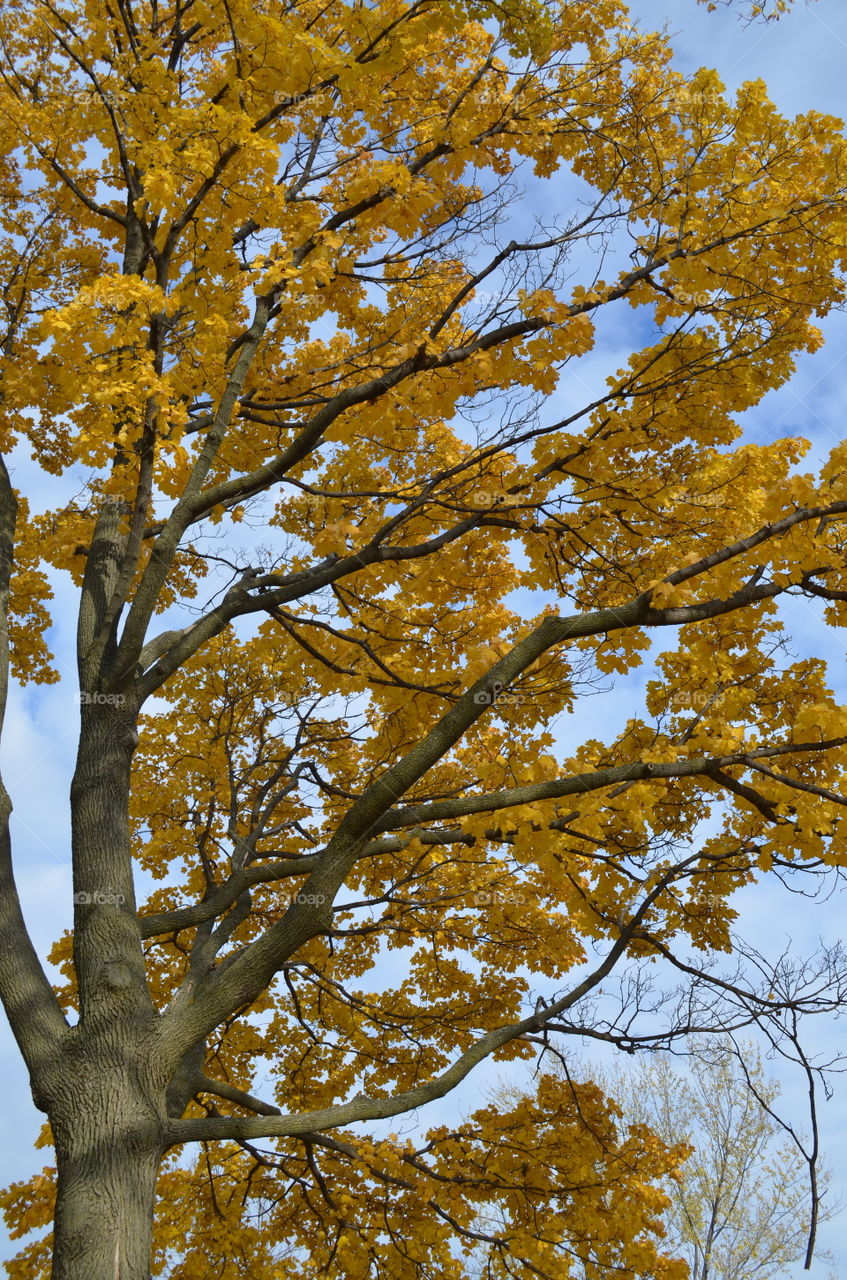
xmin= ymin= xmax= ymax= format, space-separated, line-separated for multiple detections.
xmin=0 ymin=0 xmax=844 ymax=1276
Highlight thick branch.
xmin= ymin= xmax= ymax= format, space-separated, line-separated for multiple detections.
xmin=194 ymin=1073 xmax=281 ymax=1117
xmin=110 ymin=291 xmax=275 ymax=684
xmin=164 ymin=918 xmax=638 ymax=1147
xmin=180 ymin=316 xmax=546 ymax=525
xmin=375 ymin=737 xmax=847 ymax=834
xmin=0 ymin=456 xmax=68 ymax=1079
xmin=155 ymin=570 xmax=808 ymax=1056
xmin=139 ymin=734 xmax=847 ymax=940
xmin=77 ymin=497 xmax=130 ymax=689
xmin=137 ymin=488 xmax=816 ymax=700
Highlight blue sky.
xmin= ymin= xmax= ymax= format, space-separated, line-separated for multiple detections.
xmin=4 ymin=0 xmax=847 ymax=1274
xmin=600 ymin=2 xmax=847 ymax=1273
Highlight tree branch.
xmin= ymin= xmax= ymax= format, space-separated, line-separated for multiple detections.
xmin=164 ymin=916 xmax=641 ymax=1147
xmin=0 ymin=456 xmax=68 ymax=1085
xmin=193 ymin=1073 xmax=281 ymax=1118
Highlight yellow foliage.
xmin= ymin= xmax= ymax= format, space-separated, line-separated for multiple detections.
xmin=1 ymin=0 xmax=846 ymax=1275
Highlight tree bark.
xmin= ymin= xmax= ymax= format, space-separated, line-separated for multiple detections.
xmin=44 ymin=639 xmax=166 ymax=1278
xmin=48 ymin=1040 xmax=166 ymax=1280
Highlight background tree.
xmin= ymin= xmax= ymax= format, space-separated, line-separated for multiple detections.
xmin=0 ymin=0 xmax=846 ymax=1277
xmin=575 ymin=1041 xmax=838 ymax=1279
xmin=698 ymin=0 xmax=816 ymax=21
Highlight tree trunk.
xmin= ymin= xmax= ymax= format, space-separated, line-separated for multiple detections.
xmin=48 ymin=1045 xmax=165 ymax=1280
xmin=46 ymin=676 xmax=167 ymax=1278
xmin=52 ymin=1147 xmax=159 ymax=1280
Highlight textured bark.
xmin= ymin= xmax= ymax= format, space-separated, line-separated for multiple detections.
xmin=48 ymin=1038 xmax=165 ymax=1280
xmin=70 ymin=699 xmax=150 ymax=1023
xmin=44 ymin=596 xmax=165 ymax=1277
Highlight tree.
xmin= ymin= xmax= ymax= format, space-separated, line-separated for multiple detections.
xmin=582 ymin=1042 xmax=838 ymax=1280
xmin=0 ymin=0 xmax=846 ymax=1275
